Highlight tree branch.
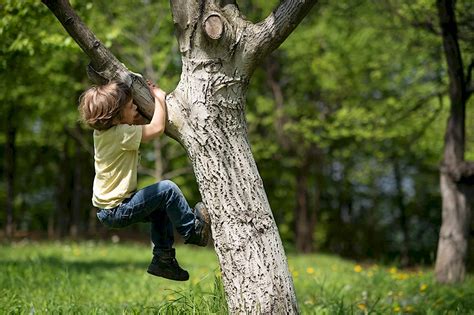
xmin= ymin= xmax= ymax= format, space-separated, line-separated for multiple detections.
xmin=441 ymin=161 xmax=474 ymax=184
xmin=41 ymin=0 xmax=156 ymax=122
xmin=244 ymin=0 xmax=317 ymax=69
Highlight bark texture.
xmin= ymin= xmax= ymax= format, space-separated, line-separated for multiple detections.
xmin=43 ymin=0 xmax=317 ymax=312
xmin=434 ymin=0 xmax=473 ymax=284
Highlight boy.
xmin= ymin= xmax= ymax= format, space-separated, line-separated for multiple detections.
xmin=79 ymin=80 xmax=210 ymax=281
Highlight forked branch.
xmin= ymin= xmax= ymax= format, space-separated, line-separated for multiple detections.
xmin=244 ymin=0 xmax=317 ymax=68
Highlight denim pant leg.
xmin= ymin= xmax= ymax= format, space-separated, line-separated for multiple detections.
xmin=99 ymin=180 xmax=195 ymax=256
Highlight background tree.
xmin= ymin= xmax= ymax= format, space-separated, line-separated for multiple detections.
xmin=434 ymin=0 xmax=474 ymax=284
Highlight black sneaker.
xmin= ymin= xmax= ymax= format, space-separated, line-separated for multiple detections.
xmin=147 ymin=249 xmax=189 ymax=281
xmin=184 ymin=202 xmax=211 ymax=247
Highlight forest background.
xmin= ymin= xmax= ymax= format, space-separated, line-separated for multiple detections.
xmin=1 ymin=0 xmax=473 ymax=270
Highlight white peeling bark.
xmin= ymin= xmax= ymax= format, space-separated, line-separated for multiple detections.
xmin=166 ymin=56 xmax=298 ymax=312
xmin=165 ymin=1 xmax=316 ymax=311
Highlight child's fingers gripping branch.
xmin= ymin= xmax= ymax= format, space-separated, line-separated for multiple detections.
xmin=147 ymin=80 xmax=166 ymax=104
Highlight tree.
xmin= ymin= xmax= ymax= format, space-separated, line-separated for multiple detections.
xmin=434 ymin=0 xmax=474 ymax=283
xmin=42 ymin=0 xmax=317 ymax=312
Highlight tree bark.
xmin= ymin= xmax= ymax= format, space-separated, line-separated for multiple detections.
xmin=43 ymin=0 xmax=317 ymax=312
xmin=435 ymin=0 xmax=472 ymax=284
xmin=393 ymin=160 xmax=410 ymax=266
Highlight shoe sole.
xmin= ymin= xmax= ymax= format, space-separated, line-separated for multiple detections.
xmin=147 ymin=269 xmax=189 ymax=281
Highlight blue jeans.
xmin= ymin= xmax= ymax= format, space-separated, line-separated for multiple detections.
xmin=96 ymin=180 xmax=195 ymax=256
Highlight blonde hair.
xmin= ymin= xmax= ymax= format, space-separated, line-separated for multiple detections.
xmin=78 ymin=82 xmax=132 ymax=130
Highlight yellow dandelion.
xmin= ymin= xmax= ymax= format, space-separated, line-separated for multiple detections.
xmin=420 ymin=283 xmax=428 ymax=292
xmin=306 ymin=267 xmax=315 ymax=274
xmin=396 ymin=273 xmax=409 ymax=280
xmin=354 ymin=265 xmax=363 ymax=273
xmin=357 ymin=303 xmax=367 ymax=311
xmin=404 ymin=305 xmax=414 ymax=313
xmin=389 ymin=267 xmax=397 ymax=274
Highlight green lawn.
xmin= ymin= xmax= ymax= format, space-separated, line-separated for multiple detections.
xmin=0 ymin=241 xmax=473 ymax=314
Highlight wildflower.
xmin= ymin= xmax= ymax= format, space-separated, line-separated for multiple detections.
xmin=306 ymin=267 xmax=315 ymax=274
xmin=420 ymin=283 xmax=428 ymax=292
xmin=404 ymin=305 xmax=414 ymax=313
xmin=395 ymin=273 xmax=409 ymax=280
xmin=354 ymin=265 xmax=363 ymax=273
xmin=389 ymin=267 xmax=397 ymax=274
xmin=357 ymin=303 xmax=367 ymax=311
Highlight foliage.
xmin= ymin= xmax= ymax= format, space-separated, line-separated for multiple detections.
xmin=0 ymin=0 xmax=473 ymax=267
xmin=1 ymin=241 xmax=473 ymax=314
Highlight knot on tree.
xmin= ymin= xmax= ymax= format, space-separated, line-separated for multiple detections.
xmin=440 ymin=161 xmax=474 ymax=184
xmin=203 ymin=13 xmax=224 ymax=40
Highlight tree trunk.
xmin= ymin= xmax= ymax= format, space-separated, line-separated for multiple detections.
xmin=42 ymin=0 xmax=317 ymax=312
xmin=168 ymin=57 xmax=299 ymax=312
xmin=55 ymin=137 xmax=71 ymax=238
xmin=393 ymin=160 xmax=410 ymax=266
xmin=265 ymin=55 xmax=320 ymax=253
xmin=434 ymin=0 xmax=472 ymax=283
xmin=4 ymin=106 xmax=16 ymax=239
xmin=294 ymin=150 xmax=320 ymax=253
xmin=70 ymin=126 xmax=83 ymax=238
xmin=295 ymin=163 xmax=310 ymax=252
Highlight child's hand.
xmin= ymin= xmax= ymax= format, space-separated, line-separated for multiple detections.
xmin=147 ymin=80 xmax=166 ymax=105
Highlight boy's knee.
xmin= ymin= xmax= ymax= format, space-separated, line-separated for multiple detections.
xmin=160 ymin=180 xmax=179 ymax=194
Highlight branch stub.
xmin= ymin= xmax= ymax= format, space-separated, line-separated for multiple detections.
xmin=203 ymin=14 xmax=224 ymax=40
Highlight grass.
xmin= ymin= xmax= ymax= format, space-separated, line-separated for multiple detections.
xmin=0 ymin=240 xmax=473 ymax=314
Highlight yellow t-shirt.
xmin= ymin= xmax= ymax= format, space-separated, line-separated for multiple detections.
xmin=92 ymin=124 xmax=142 ymax=209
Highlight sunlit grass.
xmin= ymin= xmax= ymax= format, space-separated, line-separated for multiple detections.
xmin=1 ymin=241 xmax=473 ymax=314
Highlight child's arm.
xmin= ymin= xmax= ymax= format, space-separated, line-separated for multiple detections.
xmin=142 ymin=81 xmax=167 ymax=142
